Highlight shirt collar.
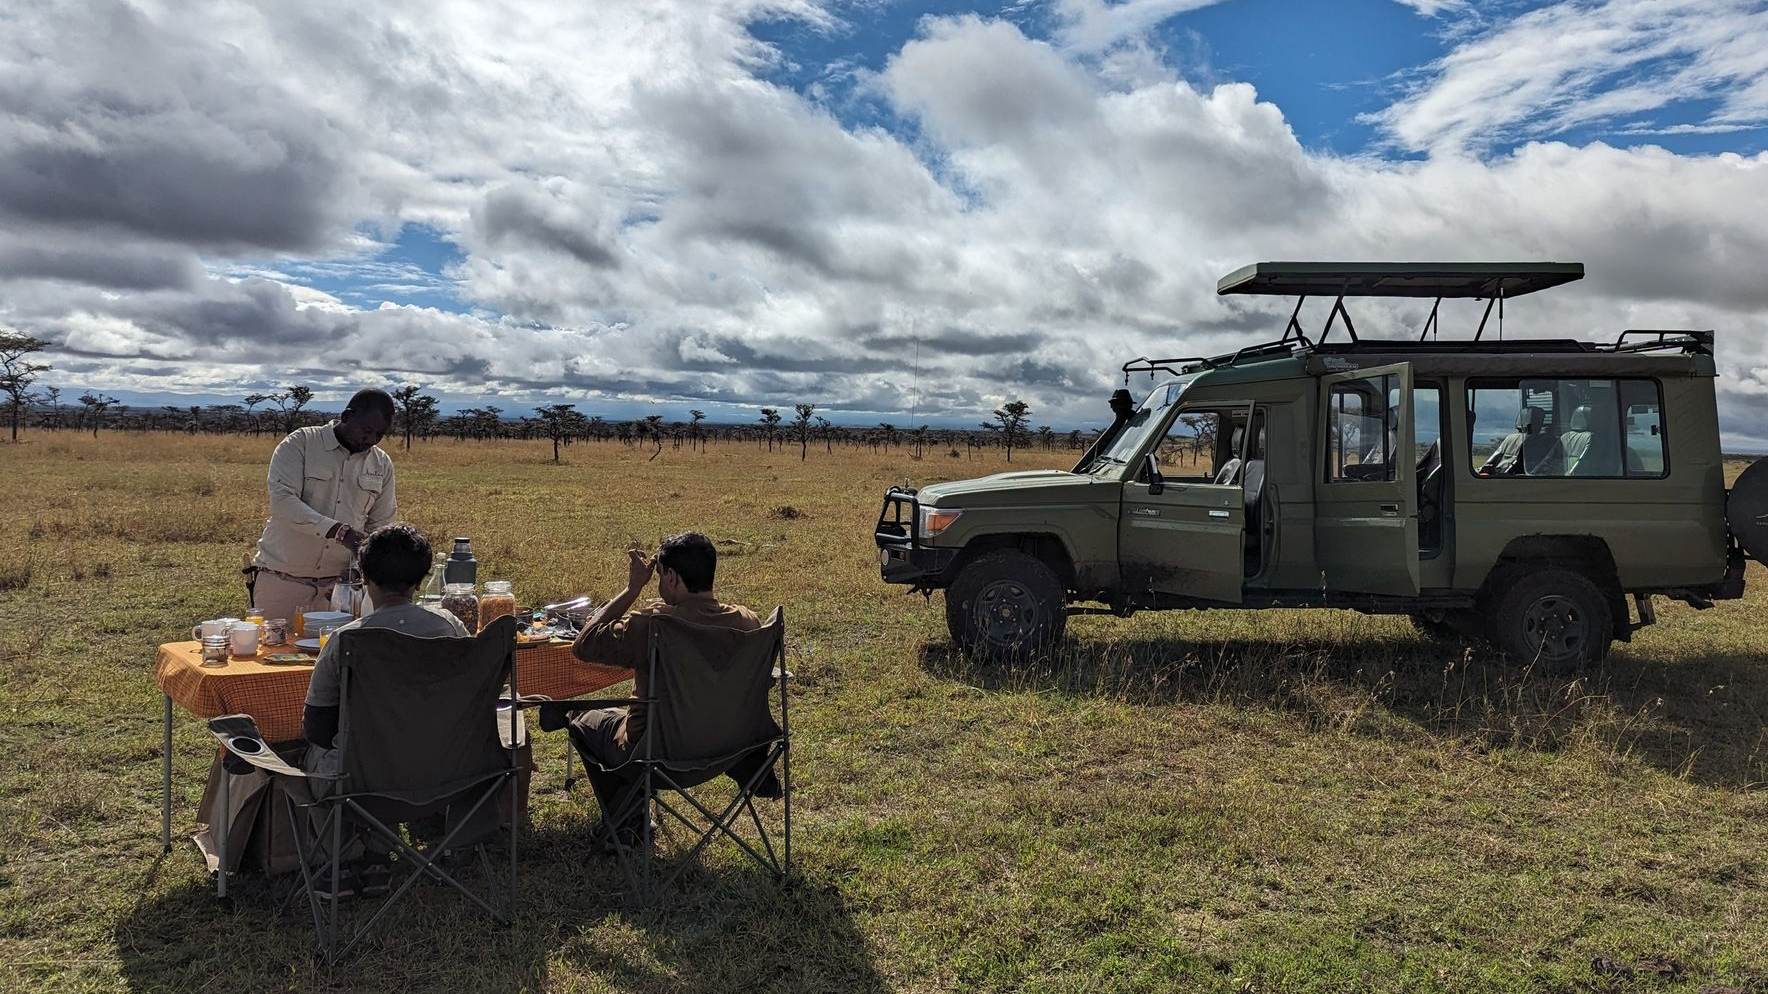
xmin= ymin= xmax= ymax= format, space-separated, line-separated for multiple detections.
xmin=319 ymin=420 xmax=344 ymax=452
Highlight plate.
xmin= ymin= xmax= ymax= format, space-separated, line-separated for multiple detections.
xmin=294 ymin=638 xmax=322 ymax=652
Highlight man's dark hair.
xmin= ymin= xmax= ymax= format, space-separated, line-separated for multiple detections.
xmin=360 ymin=523 xmax=432 ymax=591
xmin=658 ymin=531 xmax=716 ymax=593
xmin=344 ymin=388 xmax=396 ymax=422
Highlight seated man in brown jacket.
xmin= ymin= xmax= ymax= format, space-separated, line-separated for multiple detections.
xmin=560 ymin=531 xmax=768 ymax=845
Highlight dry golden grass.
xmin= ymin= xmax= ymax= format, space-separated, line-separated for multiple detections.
xmin=0 ymin=432 xmax=1764 ymax=993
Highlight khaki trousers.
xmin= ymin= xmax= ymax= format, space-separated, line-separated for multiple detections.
xmin=252 ymin=569 xmax=336 ymax=631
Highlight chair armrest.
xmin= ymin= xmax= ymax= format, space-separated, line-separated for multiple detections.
xmin=514 ymin=697 xmax=651 ymax=712
xmin=206 ymin=714 xmax=310 ymax=778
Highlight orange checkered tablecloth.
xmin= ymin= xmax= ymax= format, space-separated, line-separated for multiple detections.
xmin=154 ymin=640 xmax=634 ymax=742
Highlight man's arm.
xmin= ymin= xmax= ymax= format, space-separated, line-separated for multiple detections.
xmin=571 ymin=549 xmax=656 ymax=665
xmin=267 ymin=431 xmax=339 ymax=539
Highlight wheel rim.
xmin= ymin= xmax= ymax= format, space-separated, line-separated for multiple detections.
xmin=972 ymin=578 xmax=1044 ymax=647
xmin=1520 ymin=593 xmax=1587 ymax=663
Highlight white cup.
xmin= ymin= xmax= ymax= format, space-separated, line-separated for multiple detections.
xmin=229 ymin=622 xmax=262 ymax=658
xmin=192 ymin=617 xmax=240 ymax=641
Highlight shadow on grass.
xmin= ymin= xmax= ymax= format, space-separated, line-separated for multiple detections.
xmin=918 ymin=634 xmax=1768 ymax=790
xmin=114 ymin=823 xmax=884 ymax=994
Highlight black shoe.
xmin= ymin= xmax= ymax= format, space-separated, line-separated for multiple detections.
xmin=358 ymin=857 xmax=392 ymax=897
xmin=311 ymin=866 xmax=358 ymax=902
xmin=536 ymin=701 xmax=570 ymax=733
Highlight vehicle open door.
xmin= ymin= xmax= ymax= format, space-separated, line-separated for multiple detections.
xmin=1119 ymin=403 xmax=1251 ymax=604
xmin=1314 ymin=363 xmax=1420 ymax=595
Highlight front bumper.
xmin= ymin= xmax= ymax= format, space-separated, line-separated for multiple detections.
xmin=874 ymin=486 xmax=957 ymax=589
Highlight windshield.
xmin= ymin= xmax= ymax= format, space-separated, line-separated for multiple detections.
xmin=1091 ymin=379 xmax=1191 ymax=471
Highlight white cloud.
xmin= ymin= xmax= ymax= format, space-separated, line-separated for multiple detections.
xmin=1371 ymin=0 xmax=1768 ymax=155
xmin=1 ymin=0 xmax=1766 ymax=443
xmin=1389 ymin=0 xmax=1469 ymax=15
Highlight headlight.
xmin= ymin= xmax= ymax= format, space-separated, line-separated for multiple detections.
xmin=918 ymin=506 xmax=964 ymax=538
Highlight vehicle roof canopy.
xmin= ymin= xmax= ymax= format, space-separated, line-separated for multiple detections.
xmin=1216 ymin=262 xmax=1584 ymax=299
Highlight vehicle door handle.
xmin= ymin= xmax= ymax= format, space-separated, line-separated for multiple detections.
xmin=1208 ymin=509 xmax=1230 ymax=519
xmin=1379 ymin=503 xmax=1400 ymax=517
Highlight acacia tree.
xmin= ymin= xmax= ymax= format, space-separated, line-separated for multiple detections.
xmin=534 ymin=403 xmax=588 ymax=463
xmin=269 ymin=386 xmax=313 ymax=434
xmin=42 ymin=386 xmax=61 ymax=429
xmin=392 ymin=385 xmax=439 ymax=450
xmin=78 ymin=392 xmax=117 ymax=438
xmin=758 ymin=407 xmax=782 ymax=451
xmin=689 ymin=410 xmax=706 ymax=451
xmin=991 ymin=399 xmax=1032 ymax=462
xmin=815 ymin=415 xmax=834 ymax=454
xmin=242 ymin=393 xmax=272 ymax=434
xmin=642 ymin=414 xmax=666 ymax=460
xmin=792 ymin=403 xmax=815 ymax=460
xmin=0 ymin=331 xmax=50 ymax=442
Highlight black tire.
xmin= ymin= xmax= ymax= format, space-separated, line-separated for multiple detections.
xmin=1487 ymin=568 xmax=1613 ymax=674
xmin=944 ymin=550 xmax=1067 ymax=662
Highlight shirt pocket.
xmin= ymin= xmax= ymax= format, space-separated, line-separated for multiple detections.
xmin=357 ymin=471 xmax=387 ymax=513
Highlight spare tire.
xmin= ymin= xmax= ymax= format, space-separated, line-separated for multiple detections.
xmin=1729 ymin=458 xmax=1768 ymax=562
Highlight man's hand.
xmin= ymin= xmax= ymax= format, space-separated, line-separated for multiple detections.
xmin=328 ymin=523 xmax=366 ymax=551
xmin=626 ymin=548 xmax=656 ymax=592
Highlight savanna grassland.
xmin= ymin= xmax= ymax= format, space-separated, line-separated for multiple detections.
xmin=0 ymin=431 xmax=1764 ymax=994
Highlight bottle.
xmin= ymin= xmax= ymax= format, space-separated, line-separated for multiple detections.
xmin=418 ymin=555 xmax=447 ymax=607
xmin=441 ymin=582 xmax=480 ymax=632
xmin=444 ymin=537 xmax=477 ymax=586
xmin=480 ymin=580 xmax=517 ymax=628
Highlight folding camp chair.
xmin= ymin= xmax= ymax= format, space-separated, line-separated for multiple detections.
xmin=541 ymin=607 xmax=792 ymax=897
xmin=209 ymin=615 xmax=521 ymax=965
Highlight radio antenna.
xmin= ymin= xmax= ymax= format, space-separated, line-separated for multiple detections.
xmin=909 ymin=335 xmax=920 ymax=426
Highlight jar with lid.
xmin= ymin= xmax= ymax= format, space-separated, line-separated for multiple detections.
xmin=479 ymin=580 xmax=517 ymax=630
xmin=440 ymin=582 xmax=479 ymax=632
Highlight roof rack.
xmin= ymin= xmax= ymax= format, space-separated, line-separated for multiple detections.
xmin=1118 ymin=264 xmax=1708 ymax=384
xmin=1216 ymin=262 xmax=1584 ymax=299
xmin=1121 ymin=329 xmax=1712 ymax=384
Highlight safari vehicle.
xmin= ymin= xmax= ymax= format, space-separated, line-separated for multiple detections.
xmin=875 ymin=262 xmax=1767 ymax=671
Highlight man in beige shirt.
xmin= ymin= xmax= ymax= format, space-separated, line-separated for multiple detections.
xmin=556 ymin=531 xmax=763 ymax=845
xmin=248 ymin=389 xmax=398 ymax=625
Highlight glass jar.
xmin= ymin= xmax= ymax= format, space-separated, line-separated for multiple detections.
xmin=479 ymin=580 xmax=517 ymax=630
xmin=441 ymin=582 xmax=479 ymax=632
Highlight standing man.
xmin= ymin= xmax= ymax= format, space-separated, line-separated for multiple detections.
xmin=248 ymin=388 xmax=398 ymax=625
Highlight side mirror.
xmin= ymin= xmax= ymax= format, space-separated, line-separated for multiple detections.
xmin=1143 ymin=453 xmax=1165 ymax=495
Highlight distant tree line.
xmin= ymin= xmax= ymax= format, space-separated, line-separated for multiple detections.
xmin=1 ymin=334 xmax=1092 ymax=459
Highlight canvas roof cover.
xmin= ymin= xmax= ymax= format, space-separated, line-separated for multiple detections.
xmin=1216 ymin=262 xmax=1584 ymax=299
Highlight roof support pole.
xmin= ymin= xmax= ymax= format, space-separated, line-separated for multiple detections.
xmin=1418 ymin=298 xmax=1441 ymax=342
xmin=1473 ymin=296 xmax=1497 ymax=341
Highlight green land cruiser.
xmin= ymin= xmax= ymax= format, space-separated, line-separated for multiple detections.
xmin=875 ymin=262 xmax=1768 ymax=671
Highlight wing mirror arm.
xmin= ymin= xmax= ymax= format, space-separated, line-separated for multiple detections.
xmin=1143 ymin=453 xmax=1165 ymax=496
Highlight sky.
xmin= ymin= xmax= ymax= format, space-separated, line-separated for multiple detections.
xmin=2 ymin=0 xmax=1768 ymax=441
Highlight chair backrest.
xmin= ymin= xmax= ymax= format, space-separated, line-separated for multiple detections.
xmin=335 ymin=614 xmax=517 ymax=804
xmin=643 ymin=608 xmax=784 ymax=766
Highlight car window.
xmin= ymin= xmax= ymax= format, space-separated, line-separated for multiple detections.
xmin=1467 ymin=377 xmax=1665 ymax=478
xmin=1325 ymin=374 xmax=1396 ymax=483
xmin=1414 ymin=384 xmax=1441 ymax=456
xmin=1154 ymin=411 xmax=1221 ymax=480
